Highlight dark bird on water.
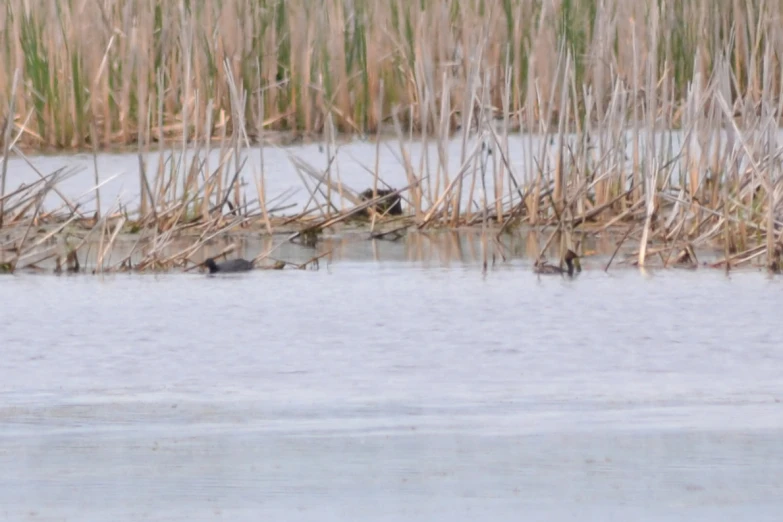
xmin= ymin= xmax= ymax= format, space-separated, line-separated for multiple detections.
xmin=533 ymin=249 xmax=581 ymax=277
xmin=204 ymin=257 xmax=254 ymax=274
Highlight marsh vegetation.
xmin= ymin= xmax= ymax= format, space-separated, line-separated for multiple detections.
xmin=2 ymin=0 xmax=783 ymax=274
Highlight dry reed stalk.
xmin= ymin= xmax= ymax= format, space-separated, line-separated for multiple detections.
xmin=86 ymin=121 xmax=102 ymax=220
xmin=221 ymin=59 xmax=247 ymax=216
xmin=1 ymin=69 xmax=21 ymax=228
xmin=157 ymin=216 xmax=252 ymax=269
xmin=292 ymin=164 xmax=329 ymax=221
xmin=9 ymin=169 xmax=68 ymax=270
xmin=255 ymin=90 xmax=273 ymax=235
xmin=14 ymin=214 xmax=79 ymax=264
xmin=715 ymin=91 xmax=779 ymax=264
xmin=96 ymin=212 xmax=126 ymax=273
xmin=450 ymin=40 xmax=483 ymax=227
xmin=9 ymin=150 xmax=83 ymax=218
xmin=200 ymin=98 xmax=215 ymax=221
xmin=638 ymin=7 xmax=661 ymax=267
xmin=497 ymin=58 xmax=512 ymax=223
xmin=370 ymin=81 xmax=385 ymax=231
xmin=391 ymin=108 xmax=422 ymax=218
xmin=324 ymin=111 xmax=337 ymax=219
xmin=0 ymin=0 xmax=779 ymax=149
xmin=415 ymin=59 xmax=433 ymax=210
xmin=417 ymin=139 xmax=483 ymax=228
xmin=289 ymin=152 xmax=343 ymax=218
xmin=0 ymin=177 xmax=48 ymax=212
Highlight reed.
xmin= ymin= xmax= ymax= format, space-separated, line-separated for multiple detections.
xmin=2 ymin=0 xmax=783 ymax=274
xmin=0 ymin=0 xmax=781 ymax=148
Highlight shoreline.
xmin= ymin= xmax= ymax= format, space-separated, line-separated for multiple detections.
xmin=0 ymin=221 xmax=757 ymax=276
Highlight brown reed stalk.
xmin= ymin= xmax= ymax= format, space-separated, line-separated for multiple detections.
xmin=255 ymin=87 xmax=273 ymax=234
xmin=8 ymin=0 xmax=783 ymax=272
xmin=1 ymin=69 xmax=20 ymax=228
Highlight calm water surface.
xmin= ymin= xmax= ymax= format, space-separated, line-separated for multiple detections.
xmin=6 ymin=132 xmax=689 ymax=216
xmin=1 ymin=254 xmax=782 ymax=521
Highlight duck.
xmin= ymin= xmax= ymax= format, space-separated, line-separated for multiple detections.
xmin=533 ymin=249 xmax=581 ymax=277
xmin=204 ymin=257 xmax=254 ymax=274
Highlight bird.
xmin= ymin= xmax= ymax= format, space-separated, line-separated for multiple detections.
xmin=533 ymin=249 xmax=580 ymax=277
xmin=357 ymin=188 xmax=404 ymax=217
xmin=204 ymin=257 xmax=254 ymax=274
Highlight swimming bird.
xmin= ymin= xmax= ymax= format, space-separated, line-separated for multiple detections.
xmin=533 ymin=249 xmax=580 ymax=276
xmin=204 ymin=257 xmax=254 ymax=274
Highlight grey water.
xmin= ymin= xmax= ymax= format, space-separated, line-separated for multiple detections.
xmin=4 ymin=130 xmax=706 ymax=217
xmin=1 ymin=246 xmax=782 ymax=521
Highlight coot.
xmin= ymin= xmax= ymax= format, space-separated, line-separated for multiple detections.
xmin=204 ymin=257 xmax=254 ymax=274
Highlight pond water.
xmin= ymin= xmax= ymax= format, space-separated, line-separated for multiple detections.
xmin=1 ymin=242 xmax=782 ymax=521
xmin=5 ymin=131 xmax=695 ymax=217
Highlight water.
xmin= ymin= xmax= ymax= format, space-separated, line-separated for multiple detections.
xmin=1 ymin=246 xmax=782 ymax=521
xmin=5 ymin=131 xmax=698 ymax=217
xmin=7 ymin=128 xmax=758 ymax=221
xmin=7 ymin=138 xmax=490 ymax=216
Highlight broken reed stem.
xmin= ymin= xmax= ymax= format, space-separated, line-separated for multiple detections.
xmin=1 ymin=69 xmax=21 ymax=228
xmin=256 ymin=90 xmax=273 ymax=235
xmin=371 ymin=80 xmax=384 ymax=234
xmin=10 ymin=171 xmax=63 ymax=270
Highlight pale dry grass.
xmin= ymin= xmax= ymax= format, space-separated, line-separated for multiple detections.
xmin=3 ymin=0 xmax=783 ymax=274
xmin=0 ymin=0 xmax=781 ymax=148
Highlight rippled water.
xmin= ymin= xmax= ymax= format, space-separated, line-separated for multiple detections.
xmin=1 ymin=244 xmax=782 ymax=521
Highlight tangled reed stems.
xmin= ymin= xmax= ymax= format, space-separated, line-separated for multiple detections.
xmin=2 ymin=0 xmax=783 ymax=274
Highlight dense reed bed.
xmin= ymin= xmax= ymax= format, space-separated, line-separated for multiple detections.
xmin=2 ymin=0 xmax=783 ymax=274
xmin=2 ymin=0 xmax=783 ymax=146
